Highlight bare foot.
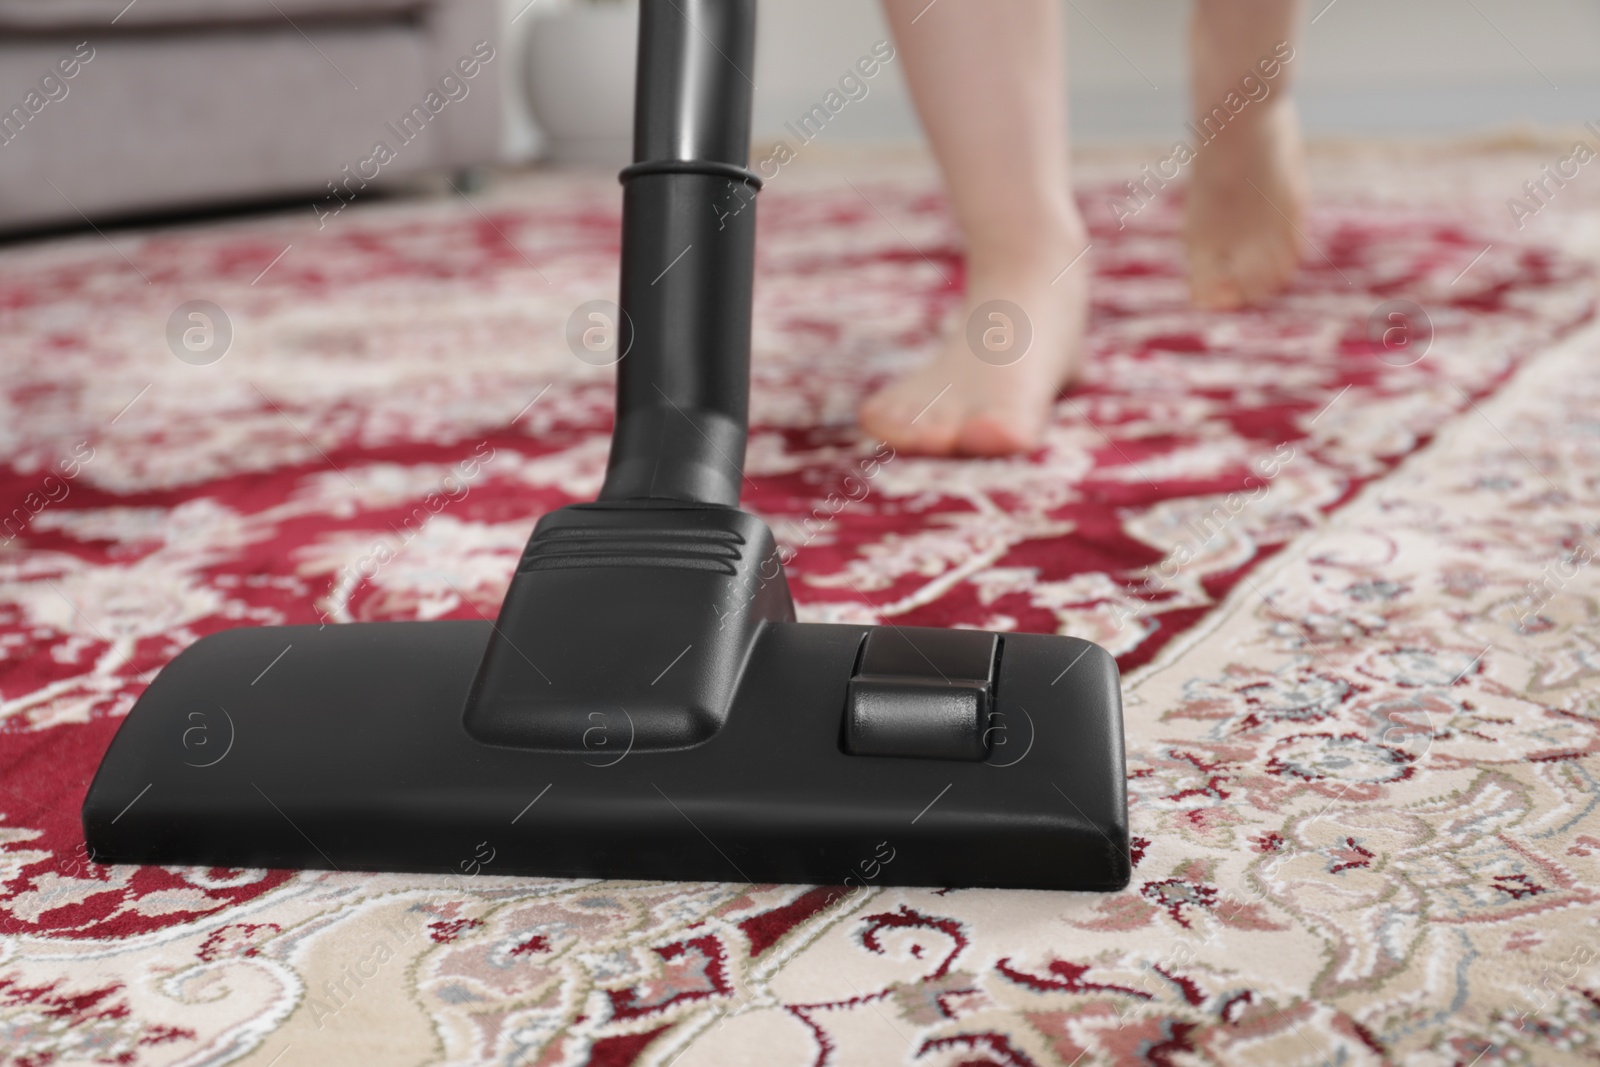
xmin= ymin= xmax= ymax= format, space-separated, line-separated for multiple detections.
xmin=1185 ymin=96 xmax=1308 ymax=310
xmin=859 ymin=237 xmax=1090 ymax=456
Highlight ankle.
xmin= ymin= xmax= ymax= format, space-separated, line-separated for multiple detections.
xmin=1189 ymin=98 xmax=1297 ymax=185
xmin=965 ymin=208 xmax=1088 ymax=284
xmin=1193 ymin=89 xmax=1289 ymax=137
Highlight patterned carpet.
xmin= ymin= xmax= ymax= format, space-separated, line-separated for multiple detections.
xmin=3 ymin=144 xmax=1599 ymax=1065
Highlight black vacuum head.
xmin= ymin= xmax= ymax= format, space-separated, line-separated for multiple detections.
xmin=83 ymin=501 xmax=1129 ymax=892
xmin=81 ymin=0 xmax=1130 ymax=894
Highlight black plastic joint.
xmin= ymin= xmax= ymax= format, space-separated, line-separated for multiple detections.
xmin=842 ymin=628 xmax=998 ymax=761
xmin=619 ymin=159 xmax=762 ymax=189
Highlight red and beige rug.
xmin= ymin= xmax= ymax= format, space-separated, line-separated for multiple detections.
xmin=3 ymin=144 xmax=1600 ymax=1065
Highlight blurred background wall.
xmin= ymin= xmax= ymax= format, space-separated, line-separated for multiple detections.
xmin=500 ymin=0 xmax=1600 ymax=160
xmin=4 ymin=0 xmax=1596 ymax=231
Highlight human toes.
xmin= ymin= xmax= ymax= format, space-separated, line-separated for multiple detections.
xmin=1230 ymin=233 xmax=1299 ymax=306
xmin=955 ymin=410 xmax=1045 ymax=456
xmin=859 ymin=377 xmax=962 ymax=455
xmin=1188 ymin=245 xmax=1247 ymax=310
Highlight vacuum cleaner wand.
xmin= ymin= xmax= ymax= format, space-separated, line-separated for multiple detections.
xmin=602 ymin=0 xmax=757 ymax=508
xmin=81 ymin=0 xmax=1131 ymax=893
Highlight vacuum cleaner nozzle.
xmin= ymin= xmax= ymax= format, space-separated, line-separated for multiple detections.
xmin=81 ymin=0 xmax=1130 ymax=893
xmin=84 ymin=499 xmax=1129 ymax=891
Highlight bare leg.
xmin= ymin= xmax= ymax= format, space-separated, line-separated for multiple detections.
xmin=861 ymin=0 xmax=1088 ymax=456
xmin=1185 ymin=0 xmax=1308 ymax=308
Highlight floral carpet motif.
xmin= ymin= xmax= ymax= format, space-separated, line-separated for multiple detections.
xmin=2 ymin=149 xmax=1598 ymax=1064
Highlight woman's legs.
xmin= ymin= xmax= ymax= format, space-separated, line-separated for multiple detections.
xmin=863 ymin=0 xmax=1308 ymax=453
xmin=1185 ymin=0 xmax=1308 ymax=308
xmin=862 ymin=0 xmax=1088 ymax=456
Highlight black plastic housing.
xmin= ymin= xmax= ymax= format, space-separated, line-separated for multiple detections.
xmin=464 ymin=501 xmax=793 ymax=751
xmin=79 ymin=0 xmax=1133 ymax=894
xmin=599 ymin=171 xmax=756 ymax=507
xmin=844 ymin=628 xmax=998 ymax=761
xmin=82 ymin=618 xmax=1129 ymax=891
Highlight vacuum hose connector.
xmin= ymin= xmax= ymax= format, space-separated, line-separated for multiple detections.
xmin=599 ymin=0 xmax=760 ymax=508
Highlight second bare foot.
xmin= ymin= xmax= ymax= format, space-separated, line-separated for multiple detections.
xmin=1185 ymin=83 xmax=1309 ymax=309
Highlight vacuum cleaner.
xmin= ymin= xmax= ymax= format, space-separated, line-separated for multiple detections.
xmin=82 ymin=0 xmax=1130 ymax=893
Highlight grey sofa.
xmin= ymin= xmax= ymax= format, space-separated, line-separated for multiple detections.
xmin=0 ymin=0 xmax=501 ymax=232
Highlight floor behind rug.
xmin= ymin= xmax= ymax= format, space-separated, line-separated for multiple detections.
xmin=1 ymin=145 xmax=1598 ymax=1065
